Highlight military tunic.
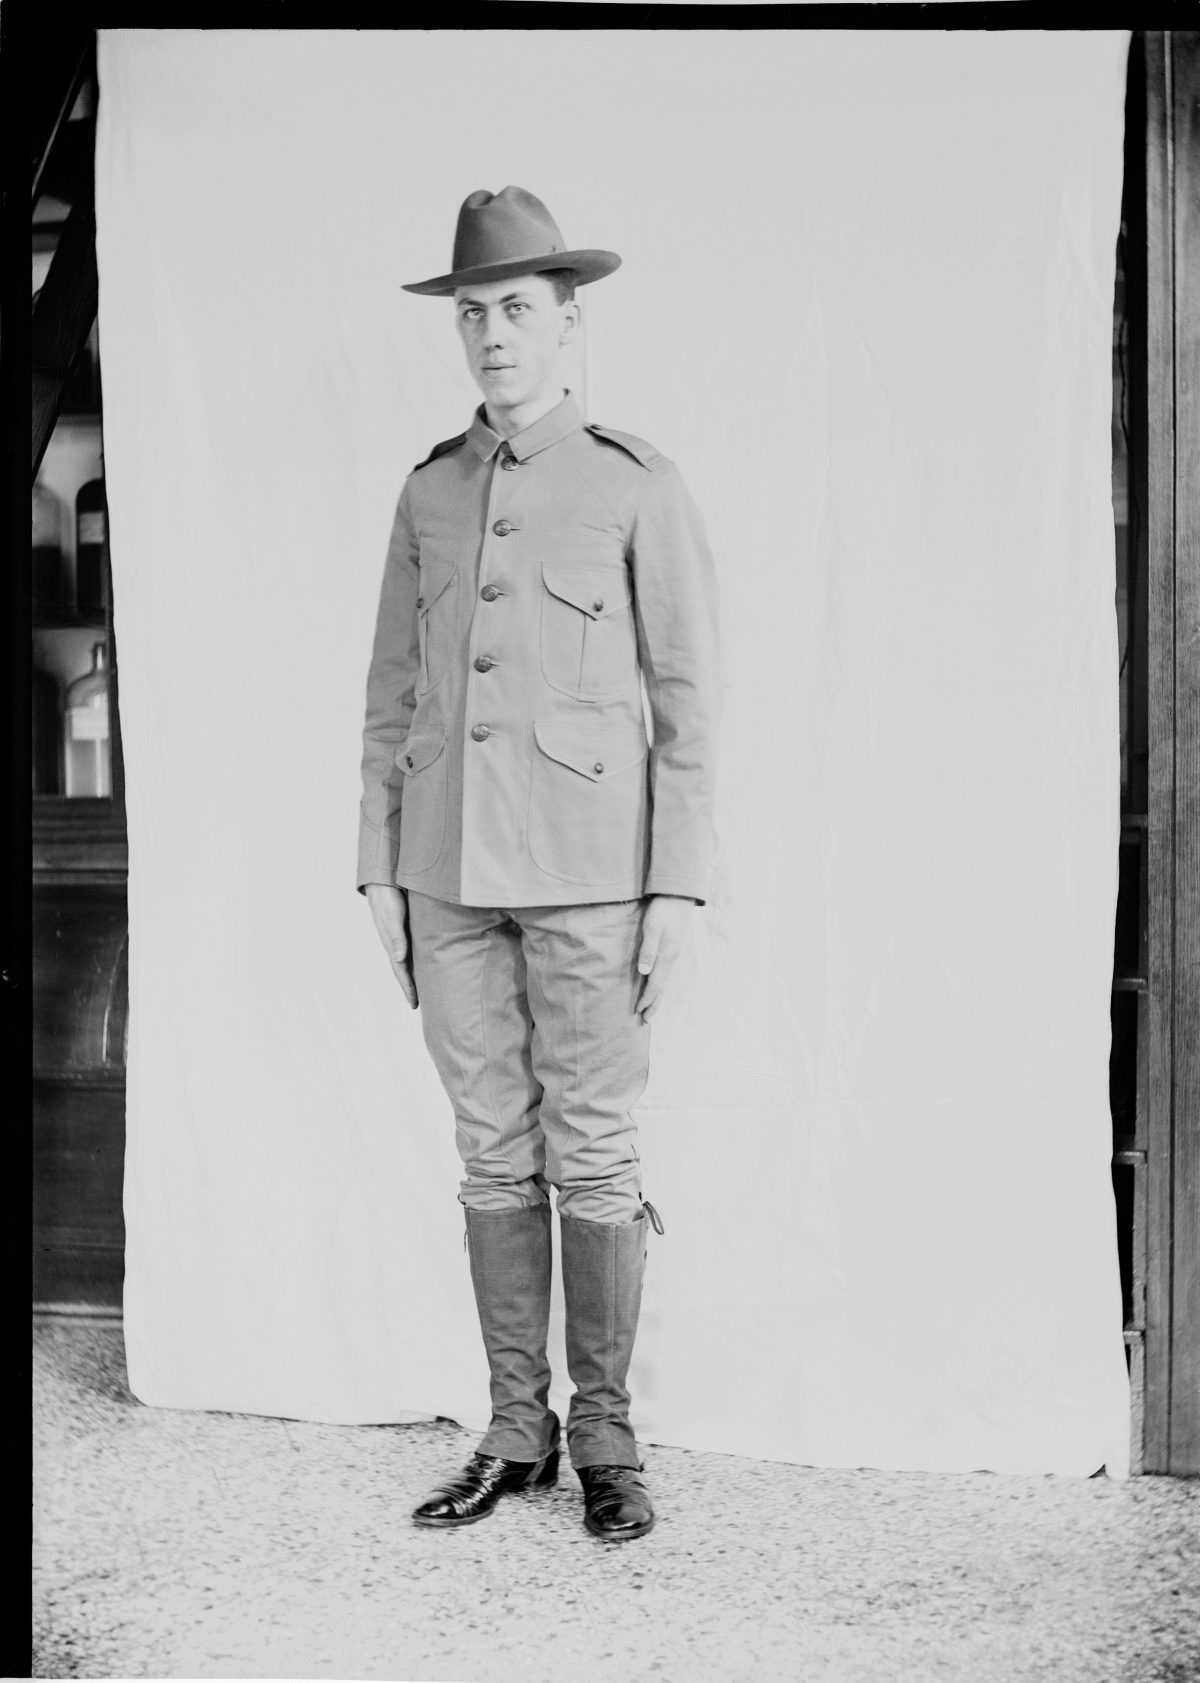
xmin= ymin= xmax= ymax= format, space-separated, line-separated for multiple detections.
xmin=358 ymin=392 xmax=720 ymax=908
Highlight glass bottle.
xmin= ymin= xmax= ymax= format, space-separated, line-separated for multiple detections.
xmin=75 ymin=470 xmax=108 ymax=616
xmin=32 ymin=481 xmax=63 ymax=615
xmin=32 ymin=656 xmax=62 ymax=794
xmin=63 ymin=641 xmax=111 ymax=798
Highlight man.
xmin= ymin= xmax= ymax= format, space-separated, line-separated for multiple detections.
xmin=358 ymin=186 xmax=719 ymax=1542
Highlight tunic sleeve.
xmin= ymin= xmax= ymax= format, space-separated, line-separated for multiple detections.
xmin=628 ymin=458 xmax=722 ymax=903
xmin=357 ymin=482 xmax=421 ymax=891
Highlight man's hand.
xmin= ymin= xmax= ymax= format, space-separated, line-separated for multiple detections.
xmin=365 ymin=884 xmax=418 ymax=1009
xmin=636 ymin=894 xmax=697 ymax=1023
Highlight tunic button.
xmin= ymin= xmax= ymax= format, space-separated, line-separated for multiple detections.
xmin=416 ymin=596 xmax=424 ymax=610
xmin=471 ymin=724 xmax=491 ymax=742
xmin=500 ymin=455 xmax=519 ymax=470
xmin=404 ymin=754 xmax=414 ymax=768
xmin=493 ymin=519 xmax=514 ymax=537
xmin=480 ymin=584 xmax=500 ymax=602
xmin=593 ymin=761 xmax=605 ymax=775
xmin=592 ymin=597 xmax=605 ymax=613
xmin=474 ymin=655 xmax=494 ymax=673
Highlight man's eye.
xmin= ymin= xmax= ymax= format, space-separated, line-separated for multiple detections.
xmin=507 ymin=303 xmax=527 ymax=315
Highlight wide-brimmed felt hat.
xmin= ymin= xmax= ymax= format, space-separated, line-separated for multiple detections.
xmin=403 ymin=185 xmax=621 ymax=297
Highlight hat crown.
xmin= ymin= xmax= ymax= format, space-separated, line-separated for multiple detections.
xmin=402 ymin=185 xmax=620 ymax=296
xmin=450 ymin=186 xmax=566 ymax=279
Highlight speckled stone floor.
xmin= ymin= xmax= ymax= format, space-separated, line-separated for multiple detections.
xmin=33 ymin=1319 xmax=1200 ymax=1683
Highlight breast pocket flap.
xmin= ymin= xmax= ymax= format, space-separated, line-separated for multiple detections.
xmin=533 ymin=722 xmax=647 ymax=782
xmin=542 ymin=564 xmax=631 ymax=621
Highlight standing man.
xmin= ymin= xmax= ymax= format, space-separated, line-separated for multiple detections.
xmin=358 ymin=186 xmax=719 ymax=1542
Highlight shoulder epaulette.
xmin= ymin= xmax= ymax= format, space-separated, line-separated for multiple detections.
xmin=412 ymin=433 xmax=468 ymax=472
xmin=584 ymin=423 xmax=661 ymax=470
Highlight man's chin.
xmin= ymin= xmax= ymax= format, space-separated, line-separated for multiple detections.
xmin=477 ymin=380 xmax=521 ymax=405
xmin=483 ymin=392 xmax=529 ymax=418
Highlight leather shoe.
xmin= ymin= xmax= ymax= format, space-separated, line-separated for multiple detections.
xmin=412 ymin=1447 xmax=559 ymax=1528
xmin=577 ymin=1464 xmax=655 ymax=1541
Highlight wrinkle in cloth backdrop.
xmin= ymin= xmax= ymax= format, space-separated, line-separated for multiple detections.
xmin=97 ymin=28 xmax=1132 ymax=1475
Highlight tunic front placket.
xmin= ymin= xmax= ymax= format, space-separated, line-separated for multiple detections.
xmin=460 ymin=443 xmax=531 ymax=905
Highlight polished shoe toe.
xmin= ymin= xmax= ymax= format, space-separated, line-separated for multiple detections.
xmin=412 ymin=1447 xmax=559 ymax=1528
xmin=578 ymin=1464 xmax=655 ymax=1541
xmin=412 ymin=1493 xmax=461 ymax=1524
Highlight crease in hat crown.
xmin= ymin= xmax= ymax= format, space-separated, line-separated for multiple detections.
xmin=403 ymin=185 xmax=621 ymax=296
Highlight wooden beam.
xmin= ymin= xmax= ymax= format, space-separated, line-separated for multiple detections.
xmin=30 ymin=32 xmax=92 ymax=209
xmin=1143 ymin=29 xmax=1176 ymax=1475
xmin=31 ymin=186 xmax=97 ymax=478
xmin=1144 ymin=30 xmax=1200 ymax=1478
xmin=1167 ymin=31 xmax=1200 ymax=1477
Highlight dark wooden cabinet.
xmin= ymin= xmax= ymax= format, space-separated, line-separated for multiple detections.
xmin=29 ymin=42 xmax=128 ymax=1311
xmin=31 ymin=424 xmax=127 ymax=1312
xmin=32 ymin=772 xmax=128 ymax=1313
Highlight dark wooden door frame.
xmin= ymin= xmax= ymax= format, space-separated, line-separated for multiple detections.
xmin=1144 ymin=29 xmax=1200 ymax=1477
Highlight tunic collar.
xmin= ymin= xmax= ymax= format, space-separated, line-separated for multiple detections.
xmin=466 ymin=391 xmax=584 ymax=464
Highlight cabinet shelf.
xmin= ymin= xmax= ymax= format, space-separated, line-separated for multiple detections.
xmin=34 ymin=610 xmax=106 ymax=632
xmin=33 ymin=798 xmax=127 ymax=883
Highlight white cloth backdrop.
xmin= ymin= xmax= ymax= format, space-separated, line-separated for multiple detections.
xmin=97 ymin=29 xmax=1132 ymax=1475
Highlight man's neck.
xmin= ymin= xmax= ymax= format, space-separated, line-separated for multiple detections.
xmin=485 ymin=387 xmax=567 ymax=440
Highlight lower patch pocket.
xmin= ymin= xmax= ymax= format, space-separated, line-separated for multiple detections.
xmin=396 ymin=730 xmax=448 ymax=874
xmin=528 ymin=722 xmax=649 ymax=885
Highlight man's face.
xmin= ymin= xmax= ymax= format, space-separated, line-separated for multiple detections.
xmin=454 ymin=272 xmax=578 ymax=418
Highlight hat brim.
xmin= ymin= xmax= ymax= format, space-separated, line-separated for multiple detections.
xmin=402 ymin=248 xmax=622 ymax=297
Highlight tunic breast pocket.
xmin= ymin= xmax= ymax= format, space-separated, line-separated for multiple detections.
xmin=415 ymin=561 xmax=458 ymax=695
xmin=540 ymin=562 xmax=638 ymax=702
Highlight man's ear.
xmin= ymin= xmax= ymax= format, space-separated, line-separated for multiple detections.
xmin=558 ymin=301 xmax=582 ymax=346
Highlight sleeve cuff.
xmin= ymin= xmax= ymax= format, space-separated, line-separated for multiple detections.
xmin=357 ymin=812 xmax=400 ymax=896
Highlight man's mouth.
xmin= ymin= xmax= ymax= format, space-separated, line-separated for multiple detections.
xmin=482 ymin=363 xmax=514 ymax=373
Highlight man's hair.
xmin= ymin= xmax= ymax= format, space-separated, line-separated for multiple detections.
xmin=541 ymin=267 xmax=577 ymax=305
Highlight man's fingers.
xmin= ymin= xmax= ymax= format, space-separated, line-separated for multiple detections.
xmin=638 ymin=940 xmax=678 ymax=1019
xmin=389 ymin=943 xmax=418 ymax=1009
xmin=639 ymin=969 xmax=666 ymax=1020
xmin=393 ymin=959 xmax=418 ymax=1009
xmin=364 ymin=887 xmax=416 ymax=1006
